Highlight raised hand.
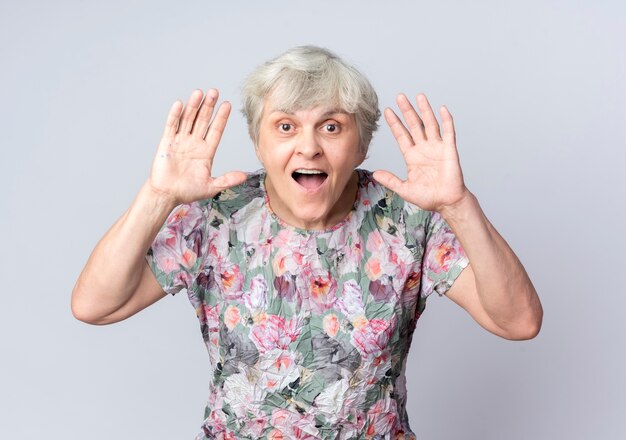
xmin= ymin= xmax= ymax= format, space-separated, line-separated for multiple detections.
xmin=148 ymin=89 xmax=247 ymax=205
xmin=373 ymin=93 xmax=470 ymax=214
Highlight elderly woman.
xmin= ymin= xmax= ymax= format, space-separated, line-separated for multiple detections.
xmin=72 ymin=46 xmax=542 ymax=439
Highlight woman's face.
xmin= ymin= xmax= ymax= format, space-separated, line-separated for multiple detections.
xmin=256 ymin=95 xmax=365 ymax=230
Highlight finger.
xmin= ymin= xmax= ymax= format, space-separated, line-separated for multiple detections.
xmin=440 ymin=105 xmax=456 ymax=146
xmin=372 ymin=170 xmax=407 ymax=196
xmin=384 ymin=108 xmax=414 ymax=155
xmin=396 ymin=93 xmax=426 ymax=143
xmin=416 ymin=94 xmax=442 ymax=141
xmin=212 ymin=171 xmax=248 ymax=189
xmin=160 ymin=100 xmax=183 ymax=143
xmin=177 ymin=89 xmax=204 ymax=134
xmin=192 ymin=88 xmax=219 ymax=139
xmin=204 ymin=101 xmax=232 ymax=157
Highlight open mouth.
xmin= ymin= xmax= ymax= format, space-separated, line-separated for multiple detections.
xmin=291 ymin=169 xmax=328 ymax=190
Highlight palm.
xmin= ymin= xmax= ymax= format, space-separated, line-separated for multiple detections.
xmin=151 ymin=134 xmax=216 ymax=202
xmin=373 ymin=93 xmax=468 ymax=213
xmin=149 ymin=89 xmax=247 ymax=205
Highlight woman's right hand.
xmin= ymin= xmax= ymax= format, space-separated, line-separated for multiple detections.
xmin=148 ymin=89 xmax=247 ymax=205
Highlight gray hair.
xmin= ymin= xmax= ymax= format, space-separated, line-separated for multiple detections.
xmin=241 ymin=46 xmax=381 ymax=155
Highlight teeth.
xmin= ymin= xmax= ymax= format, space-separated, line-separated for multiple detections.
xmin=294 ymin=169 xmax=325 ymax=174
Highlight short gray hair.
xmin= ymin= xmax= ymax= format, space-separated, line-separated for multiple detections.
xmin=241 ymin=46 xmax=381 ymax=155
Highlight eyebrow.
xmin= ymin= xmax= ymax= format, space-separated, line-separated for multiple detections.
xmin=322 ymin=109 xmax=351 ymax=118
xmin=269 ymin=108 xmax=351 ymax=118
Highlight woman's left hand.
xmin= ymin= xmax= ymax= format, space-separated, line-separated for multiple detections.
xmin=373 ymin=93 xmax=470 ymax=214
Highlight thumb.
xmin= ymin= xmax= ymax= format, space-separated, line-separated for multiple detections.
xmin=372 ymin=170 xmax=405 ymax=195
xmin=211 ymin=171 xmax=248 ymax=190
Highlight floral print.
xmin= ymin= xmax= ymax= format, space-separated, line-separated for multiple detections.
xmin=146 ymin=169 xmax=469 ymax=440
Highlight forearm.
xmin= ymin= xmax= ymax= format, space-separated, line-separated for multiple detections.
xmin=440 ymin=191 xmax=543 ymax=335
xmin=72 ymin=181 xmax=178 ymax=320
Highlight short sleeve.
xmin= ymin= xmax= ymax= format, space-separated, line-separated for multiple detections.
xmin=419 ymin=211 xmax=470 ymax=299
xmin=145 ymin=201 xmax=210 ymax=296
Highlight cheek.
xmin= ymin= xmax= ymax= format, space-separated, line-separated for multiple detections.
xmin=328 ymin=148 xmax=363 ymax=168
xmin=257 ymin=144 xmax=293 ymax=171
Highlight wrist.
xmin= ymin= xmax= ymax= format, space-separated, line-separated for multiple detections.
xmin=141 ymin=180 xmax=180 ymax=214
xmin=438 ymin=189 xmax=477 ymax=223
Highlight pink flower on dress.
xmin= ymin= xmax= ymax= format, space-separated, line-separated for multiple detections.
xmin=272 ymin=229 xmax=311 ymax=277
xmin=364 ymin=231 xmax=390 ymax=282
xmin=201 ymin=304 xmax=221 ymax=361
xmin=267 ymin=429 xmax=284 ymax=440
xmin=272 ymin=247 xmax=304 ymax=277
xmin=257 ymin=349 xmax=300 ymax=392
xmin=388 ymin=248 xmax=410 ymax=280
xmin=249 ymin=314 xmax=302 ymax=354
xmin=224 ymin=305 xmax=241 ymax=330
xmin=298 ymin=264 xmax=337 ymax=313
xmin=366 ymin=230 xmax=385 ymax=253
xmin=221 ymin=431 xmax=236 ymax=440
xmin=323 ymin=314 xmax=340 ymax=338
xmin=424 ymin=216 xmax=464 ymax=275
xmin=203 ymin=409 xmax=228 ymax=438
xmin=156 ymin=255 xmax=179 ymax=274
xmin=310 ymin=272 xmax=337 ymax=311
xmin=366 ymin=398 xmax=400 ymax=437
xmin=168 ymin=205 xmax=190 ymax=224
xmin=181 ymin=248 xmax=197 ymax=269
xmin=200 ymin=303 xmax=220 ymax=327
xmin=167 ymin=203 xmax=203 ymax=234
xmin=150 ymin=202 xmax=208 ymax=291
xmin=364 ymin=257 xmax=382 ymax=280
xmin=244 ymin=418 xmax=267 ymax=438
xmin=270 ymin=409 xmax=319 ymax=439
xmin=216 ymin=262 xmax=244 ymax=298
xmin=272 ymin=228 xmax=296 ymax=249
xmin=153 ymin=231 xmax=198 ymax=274
xmin=401 ymin=270 xmax=422 ymax=306
xmin=351 ymin=318 xmax=396 ymax=357
xmin=270 ymin=409 xmax=292 ymax=428
xmin=425 ymin=236 xmax=461 ymax=274
xmin=338 ymin=411 xmax=368 ymax=440
xmin=171 ymin=270 xmax=191 ymax=289
xmin=207 ymin=218 xmax=230 ymax=261
xmin=352 ymin=315 xmax=369 ymax=330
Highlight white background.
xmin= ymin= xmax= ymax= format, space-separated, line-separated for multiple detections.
xmin=1 ymin=1 xmax=624 ymax=438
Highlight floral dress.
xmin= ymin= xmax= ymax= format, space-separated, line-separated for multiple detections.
xmin=146 ymin=169 xmax=469 ymax=440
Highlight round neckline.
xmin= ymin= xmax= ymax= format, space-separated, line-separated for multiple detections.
xmin=259 ymin=169 xmax=364 ymax=235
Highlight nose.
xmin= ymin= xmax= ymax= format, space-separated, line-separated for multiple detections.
xmin=296 ymin=129 xmax=323 ymax=159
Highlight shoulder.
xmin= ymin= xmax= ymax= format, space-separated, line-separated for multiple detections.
xmin=355 ymin=168 xmax=429 ymax=227
xmin=161 ymin=170 xmax=264 ymax=231
xmin=356 ymin=168 xmax=387 ymax=201
xmin=210 ymin=169 xmax=265 ymax=219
